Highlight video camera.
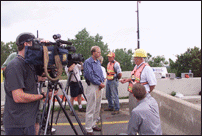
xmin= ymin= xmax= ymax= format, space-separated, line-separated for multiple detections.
xmin=24 ymin=34 xmax=84 ymax=76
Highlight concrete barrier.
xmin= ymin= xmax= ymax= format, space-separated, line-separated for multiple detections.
xmin=129 ymin=90 xmax=201 ymax=135
xmin=151 ymin=89 xmax=201 ymax=135
xmin=128 ymin=77 xmax=201 ymax=135
xmin=155 ymin=77 xmax=201 ymax=96
xmin=1 ymin=76 xmax=201 ymax=102
xmin=1 ymin=79 xmax=130 ymax=103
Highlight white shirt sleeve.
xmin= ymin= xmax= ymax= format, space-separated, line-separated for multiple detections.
xmin=114 ymin=62 xmax=122 ymax=74
xmin=65 ymin=65 xmax=69 ymax=75
xmin=77 ymin=64 xmax=82 ymax=70
xmin=145 ymin=66 xmax=157 ymax=86
xmin=76 ymin=64 xmax=82 ymax=75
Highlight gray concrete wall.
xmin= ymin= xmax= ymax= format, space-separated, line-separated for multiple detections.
xmin=122 ymin=71 xmax=201 ymax=95
xmin=128 ymin=77 xmax=201 ymax=135
xmin=1 ymin=75 xmax=201 ymax=102
xmin=155 ymin=77 xmax=201 ymax=96
xmin=151 ymin=89 xmax=201 ymax=135
xmin=129 ymin=90 xmax=201 ymax=135
xmin=1 ymin=78 xmax=130 ymax=103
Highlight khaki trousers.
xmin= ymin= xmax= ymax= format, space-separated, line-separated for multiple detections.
xmin=85 ymin=83 xmax=102 ymax=132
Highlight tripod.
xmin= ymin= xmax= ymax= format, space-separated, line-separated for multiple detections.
xmin=55 ymin=71 xmax=87 ymax=124
xmin=38 ymin=78 xmax=87 ymax=135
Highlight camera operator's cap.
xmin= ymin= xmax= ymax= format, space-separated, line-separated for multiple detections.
xmin=107 ymin=52 xmax=115 ymax=58
xmin=132 ymin=49 xmax=147 ymax=58
xmin=16 ymin=32 xmax=35 ymax=46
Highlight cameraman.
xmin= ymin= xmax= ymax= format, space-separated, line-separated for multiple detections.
xmin=3 ymin=32 xmax=57 ymax=135
xmin=65 ymin=62 xmax=86 ymax=116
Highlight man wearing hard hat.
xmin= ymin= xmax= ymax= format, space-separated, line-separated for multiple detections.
xmin=105 ymin=52 xmax=122 ymax=115
xmin=120 ymin=49 xmax=157 ymax=110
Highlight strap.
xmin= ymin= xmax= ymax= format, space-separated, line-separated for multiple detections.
xmin=43 ymin=46 xmax=63 ymax=82
xmin=140 ymin=82 xmax=148 ymax=85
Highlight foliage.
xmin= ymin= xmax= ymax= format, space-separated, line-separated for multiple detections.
xmin=171 ymin=91 xmax=176 ymax=96
xmin=113 ymin=48 xmax=134 ymax=71
xmin=169 ymin=46 xmax=201 ymax=77
xmin=147 ymin=53 xmax=168 ymax=67
xmin=68 ymin=28 xmax=135 ymax=71
xmin=1 ymin=41 xmax=17 ymax=66
xmin=69 ymin=28 xmax=110 ymax=69
xmin=1 ymin=30 xmax=200 ymax=79
xmin=167 ymin=59 xmax=177 ymax=74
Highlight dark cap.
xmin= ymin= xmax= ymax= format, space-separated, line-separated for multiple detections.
xmin=16 ymin=32 xmax=35 ymax=46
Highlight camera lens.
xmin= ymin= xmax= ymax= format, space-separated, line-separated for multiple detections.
xmin=53 ymin=34 xmax=61 ymax=39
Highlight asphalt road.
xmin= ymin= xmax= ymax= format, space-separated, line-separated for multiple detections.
xmin=1 ymin=103 xmax=130 ymax=135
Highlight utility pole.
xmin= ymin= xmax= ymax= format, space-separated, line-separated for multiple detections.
xmin=37 ymin=30 xmax=39 ymax=38
xmin=136 ymin=1 xmax=140 ymax=49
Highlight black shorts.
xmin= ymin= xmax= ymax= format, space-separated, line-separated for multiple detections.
xmin=70 ymin=81 xmax=83 ymax=97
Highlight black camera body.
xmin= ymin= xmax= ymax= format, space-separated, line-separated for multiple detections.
xmin=67 ymin=53 xmax=84 ymax=67
xmin=24 ymin=34 xmax=84 ymax=76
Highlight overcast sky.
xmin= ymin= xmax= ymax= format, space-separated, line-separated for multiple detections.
xmin=1 ymin=1 xmax=201 ymax=61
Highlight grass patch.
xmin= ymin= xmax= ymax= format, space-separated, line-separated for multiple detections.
xmin=119 ymin=96 xmax=129 ymax=99
xmin=60 ymin=75 xmax=67 ymax=80
xmin=102 ymin=96 xmax=129 ymax=100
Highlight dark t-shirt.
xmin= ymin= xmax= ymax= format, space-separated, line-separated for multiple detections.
xmin=3 ymin=56 xmax=39 ymax=128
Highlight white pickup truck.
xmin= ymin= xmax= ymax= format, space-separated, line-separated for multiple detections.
xmin=151 ymin=67 xmax=168 ymax=78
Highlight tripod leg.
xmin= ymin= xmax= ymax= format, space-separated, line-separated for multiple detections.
xmin=50 ymin=95 xmax=56 ymax=135
xmin=55 ymin=76 xmax=87 ymax=135
xmin=55 ymin=95 xmax=78 ymax=135
xmin=60 ymin=87 xmax=87 ymax=135
xmin=38 ymin=88 xmax=50 ymax=135
xmin=79 ymin=81 xmax=87 ymax=102
xmin=73 ymin=72 xmax=87 ymax=102
xmin=44 ymin=88 xmax=55 ymax=135
xmin=55 ymin=94 xmax=65 ymax=124
xmin=55 ymin=73 xmax=71 ymax=124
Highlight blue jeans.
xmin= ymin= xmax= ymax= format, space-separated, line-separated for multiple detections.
xmin=5 ymin=125 xmax=35 ymax=135
xmin=106 ymin=79 xmax=120 ymax=111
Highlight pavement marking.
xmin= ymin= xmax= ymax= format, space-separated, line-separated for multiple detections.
xmin=52 ymin=120 xmax=129 ymax=126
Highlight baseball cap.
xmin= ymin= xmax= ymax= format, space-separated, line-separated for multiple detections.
xmin=16 ymin=32 xmax=35 ymax=46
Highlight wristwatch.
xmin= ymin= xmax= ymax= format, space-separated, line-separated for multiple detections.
xmin=41 ymin=92 xmax=46 ymax=99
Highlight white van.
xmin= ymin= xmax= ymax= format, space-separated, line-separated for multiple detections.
xmin=151 ymin=67 xmax=168 ymax=78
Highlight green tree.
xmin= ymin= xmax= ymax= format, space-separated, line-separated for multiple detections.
xmin=147 ymin=53 xmax=152 ymax=60
xmin=69 ymin=28 xmax=110 ymax=68
xmin=113 ymin=48 xmax=134 ymax=71
xmin=147 ymin=54 xmax=168 ymax=67
xmin=169 ymin=46 xmax=201 ymax=77
xmin=167 ymin=58 xmax=177 ymax=74
xmin=1 ymin=41 xmax=17 ymax=66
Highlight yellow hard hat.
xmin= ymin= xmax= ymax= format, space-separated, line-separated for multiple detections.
xmin=132 ymin=49 xmax=147 ymax=58
xmin=107 ymin=52 xmax=115 ymax=57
